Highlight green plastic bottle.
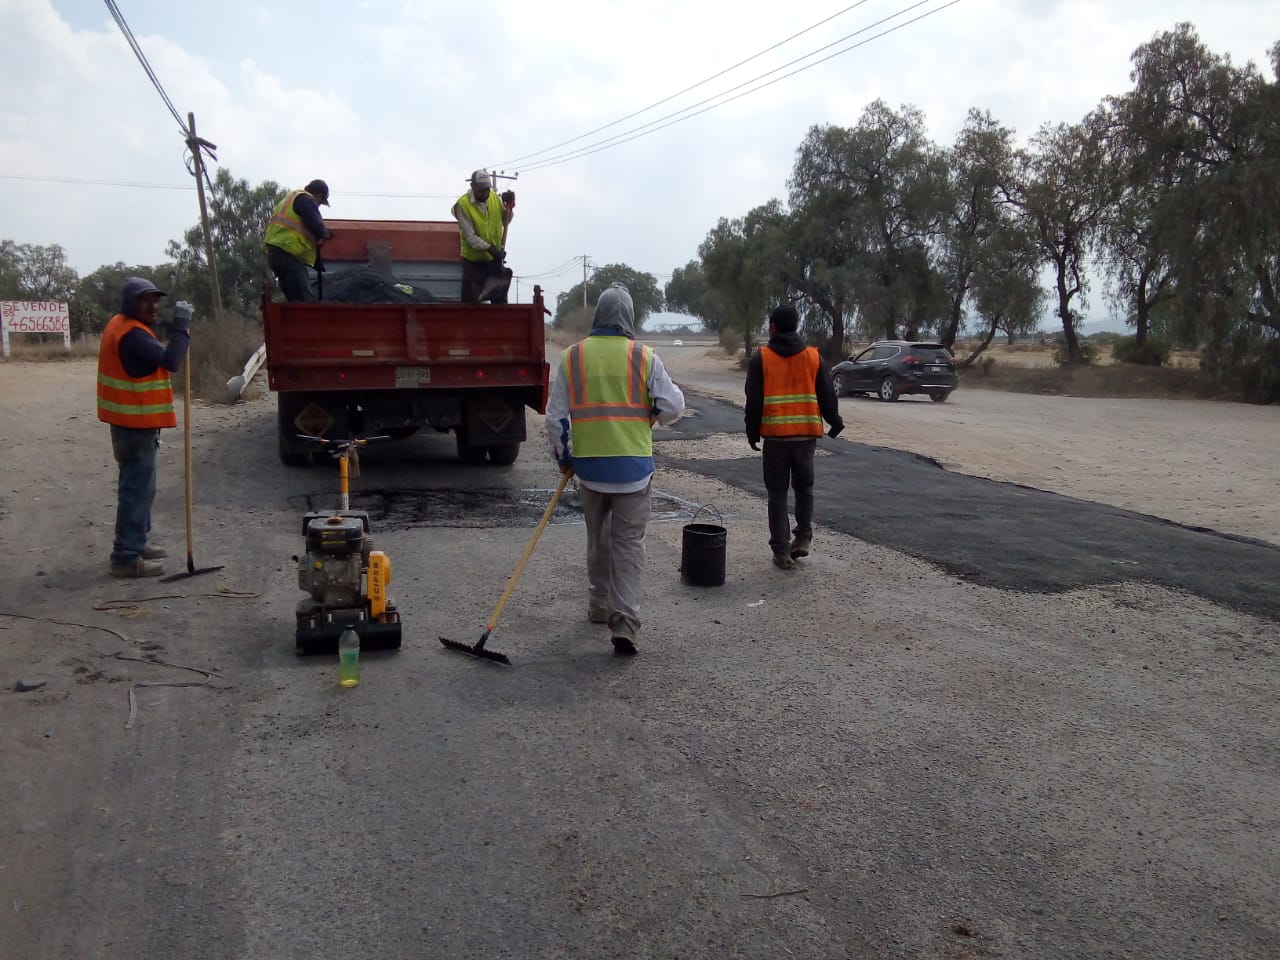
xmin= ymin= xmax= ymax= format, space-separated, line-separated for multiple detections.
xmin=338 ymin=628 xmax=360 ymax=688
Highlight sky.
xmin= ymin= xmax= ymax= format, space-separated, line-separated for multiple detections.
xmin=0 ymin=0 xmax=1275 ymax=327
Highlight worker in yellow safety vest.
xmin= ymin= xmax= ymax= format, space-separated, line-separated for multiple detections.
xmin=263 ymin=179 xmax=334 ymax=302
xmin=744 ymin=304 xmax=845 ymax=569
xmin=546 ymin=283 xmax=686 ymax=655
xmin=97 ymin=277 xmax=193 ymax=577
xmin=452 ymin=169 xmax=515 ymax=304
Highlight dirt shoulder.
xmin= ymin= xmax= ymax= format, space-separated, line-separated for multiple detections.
xmin=653 ymin=345 xmax=1280 ymax=547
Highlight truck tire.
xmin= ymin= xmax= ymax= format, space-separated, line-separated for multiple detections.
xmin=488 ymin=442 xmax=520 ymax=465
xmin=455 ymin=432 xmax=489 ymax=464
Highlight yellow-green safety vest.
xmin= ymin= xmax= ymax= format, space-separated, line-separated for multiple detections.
xmin=563 ymin=337 xmax=654 ymax=457
xmin=456 ymin=191 xmax=504 ymax=262
xmin=263 ymin=189 xmax=319 ymax=267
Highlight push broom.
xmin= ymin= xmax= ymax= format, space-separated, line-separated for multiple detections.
xmin=439 ymin=471 xmax=571 ymax=666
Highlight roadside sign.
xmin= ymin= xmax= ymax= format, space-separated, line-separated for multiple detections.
xmin=1 ymin=301 xmax=71 ymax=357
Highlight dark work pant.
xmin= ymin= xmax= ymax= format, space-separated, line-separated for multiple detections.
xmin=461 ymin=259 xmax=510 ymax=304
xmin=266 ymin=244 xmax=316 ymax=302
xmin=761 ymin=437 xmax=816 ymax=556
xmin=110 ymin=425 xmax=159 ymax=563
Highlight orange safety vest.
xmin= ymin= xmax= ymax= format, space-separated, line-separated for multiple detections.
xmin=97 ymin=314 xmax=176 ymax=429
xmin=759 ymin=346 xmax=823 ymax=438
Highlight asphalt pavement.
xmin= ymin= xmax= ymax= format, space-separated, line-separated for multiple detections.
xmin=665 ymin=392 xmax=1280 ymax=623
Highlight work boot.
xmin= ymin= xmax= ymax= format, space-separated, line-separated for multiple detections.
xmin=110 ymin=557 xmax=166 ymax=578
xmin=608 ymin=613 xmax=638 ymax=656
xmin=789 ymin=536 xmax=811 ymax=559
xmin=588 ymin=598 xmax=611 ymax=624
xmin=772 ymin=553 xmax=796 ymax=571
xmin=142 ymin=544 xmax=169 ymax=560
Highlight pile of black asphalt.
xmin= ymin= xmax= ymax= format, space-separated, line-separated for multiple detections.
xmin=321 ymin=266 xmax=438 ymax=304
xmin=662 ymin=392 xmax=1280 ymax=623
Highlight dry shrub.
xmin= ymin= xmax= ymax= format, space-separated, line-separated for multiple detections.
xmin=2 ymin=334 xmax=100 ymax=361
xmin=963 ymin=362 xmax=1224 ymax=400
xmin=189 ymin=310 xmax=263 ymax=403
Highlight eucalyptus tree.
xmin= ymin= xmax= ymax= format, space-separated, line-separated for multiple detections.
xmin=962 ymin=221 xmax=1044 ymax=364
xmin=1005 ymin=121 xmax=1111 ymax=364
xmin=1119 ymin=24 xmax=1279 ymax=395
xmin=788 ymin=102 xmax=950 ymax=345
xmin=698 ymin=201 xmax=787 ymax=355
xmin=935 ymin=109 xmax=1020 ymax=349
xmin=166 ymin=168 xmax=283 ymax=320
xmin=554 ymin=263 xmax=664 ymax=329
xmin=665 ymin=260 xmax=730 ymax=333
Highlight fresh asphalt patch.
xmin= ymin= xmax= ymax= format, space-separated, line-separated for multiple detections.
xmin=663 ymin=392 xmax=1280 ymax=623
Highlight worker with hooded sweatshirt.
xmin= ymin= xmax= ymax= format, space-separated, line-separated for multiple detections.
xmin=263 ymin=179 xmax=334 ymax=302
xmin=546 ymin=283 xmax=685 ymax=655
xmin=744 ymin=304 xmax=844 ymax=570
xmin=97 ymin=277 xmax=193 ymax=578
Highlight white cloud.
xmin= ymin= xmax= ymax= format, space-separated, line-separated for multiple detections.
xmin=1 ymin=0 xmax=1275 ymax=312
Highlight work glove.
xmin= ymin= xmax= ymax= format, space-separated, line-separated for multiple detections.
xmin=172 ymin=301 xmax=194 ymax=332
xmin=490 ymin=246 xmax=506 ymax=263
xmin=501 ymin=190 xmax=516 ymax=209
xmin=748 ymin=438 xmax=760 ymax=451
xmin=827 ymin=422 xmax=844 ymax=439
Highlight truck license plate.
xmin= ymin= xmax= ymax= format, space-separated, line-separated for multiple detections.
xmin=395 ymin=367 xmax=431 ymax=387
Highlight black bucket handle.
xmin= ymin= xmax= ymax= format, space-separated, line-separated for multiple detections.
xmin=689 ymin=504 xmax=723 ymax=526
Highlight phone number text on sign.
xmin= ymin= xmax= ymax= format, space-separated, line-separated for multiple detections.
xmin=0 ymin=301 xmax=70 ymax=333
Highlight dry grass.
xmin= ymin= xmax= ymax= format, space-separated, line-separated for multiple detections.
xmin=960 ymin=360 xmax=1223 ymax=400
xmin=4 ymin=314 xmax=262 ymax=405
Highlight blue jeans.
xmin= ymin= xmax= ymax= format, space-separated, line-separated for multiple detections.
xmin=110 ymin=425 xmax=159 ymax=563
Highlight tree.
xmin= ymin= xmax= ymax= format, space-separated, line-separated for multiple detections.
xmin=165 ymin=167 xmax=283 ymax=321
xmin=554 ymin=263 xmax=663 ymax=329
xmin=788 ymin=104 xmax=950 ymax=347
xmin=1005 ymin=121 xmax=1111 ymax=364
xmin=0 ymin=240 xmax=82 ymax=333
xmin=936 ymin=110 xmax=1020 ymax=350
xmin=665 ymin=260 xmax=730 ymax=332
xmin=698 ymin=203 xmax=787 ymax=355
xmin=70 ymin=261 xmax=173 ymax=337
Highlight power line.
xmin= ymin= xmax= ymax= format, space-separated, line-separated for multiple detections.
xmin=103 ymin=0 xmax=188 ymax=137
xmin=0 ymin=172 xmax=456 ymax=200
xmin=518 ymin=0 xmax=959 ymax=175
xmin=495 ymin=0 xmax=876 ymax=168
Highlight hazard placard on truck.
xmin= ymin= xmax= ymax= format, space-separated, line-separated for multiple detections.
xmin=262 ymin=219 xmax=549 ymax=466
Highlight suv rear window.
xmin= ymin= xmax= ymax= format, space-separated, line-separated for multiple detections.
xmin=910 ymin=347 xmax=952 ymax=362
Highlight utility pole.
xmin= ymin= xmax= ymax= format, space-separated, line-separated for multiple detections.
xmin=582 ymin=255 xmax=589 ymax=310
xmin=186 ymin=112 xmax=223 ymax=320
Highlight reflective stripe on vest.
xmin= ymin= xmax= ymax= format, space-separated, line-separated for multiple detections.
xmin=263 ymin=189 xmax=318 ymax=267
xmin=97 ymin=314 xmax=176 ymax=429
xmin=456 ymin=191 xmax=504 ymax=262
xmin=760 ymin=346 xmax=823 ymax=438
xmin=563 ymin=337 xmax=653 ymax=457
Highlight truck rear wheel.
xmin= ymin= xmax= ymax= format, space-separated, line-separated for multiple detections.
xmin=456 ymin=432 xmax=489 ymax=464
xmin=488 ymin=442 xmax=520 ymax=465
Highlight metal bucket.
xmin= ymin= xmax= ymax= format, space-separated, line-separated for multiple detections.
xmin=680 ymin=505 xmax=726 ymax=587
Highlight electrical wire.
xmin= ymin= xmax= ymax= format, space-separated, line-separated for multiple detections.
xmin=495 ymin=0 xmax=876 ymax=168
xmin=103 ymin=0 xmax=188 ymax=138
xmin=517 ymin=0 xmax=959 ymax=174
xmin=0 ymin=172 xmax=457 ymax=200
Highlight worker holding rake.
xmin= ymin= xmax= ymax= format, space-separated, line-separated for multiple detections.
xmin=546 ymin=283 xmax=685 ymax=656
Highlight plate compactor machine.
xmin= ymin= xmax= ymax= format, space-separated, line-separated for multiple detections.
xmin=293 ymin=435 xmax=402 ymax=656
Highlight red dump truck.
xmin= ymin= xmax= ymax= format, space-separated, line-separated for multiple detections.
xmin=262 ymin=219 xmax=549 ymax=465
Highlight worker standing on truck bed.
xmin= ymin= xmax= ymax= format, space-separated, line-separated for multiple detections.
xmin=263 ymin=179 xmax=334 ymax=302
xmin=452 ymin=169 xmax=514 ymax=304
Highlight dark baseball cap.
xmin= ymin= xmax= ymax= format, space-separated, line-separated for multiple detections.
xmin=305 ymin=179 xmax=330 ymax=205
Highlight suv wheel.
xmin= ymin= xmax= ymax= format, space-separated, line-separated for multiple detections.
xmin=832 ymin=373 xmax=846 ymax=397
xmin=930 ymin=391 xmax=951 ymax=403
xmin=878 ymin=376 xmax=901 ymax=402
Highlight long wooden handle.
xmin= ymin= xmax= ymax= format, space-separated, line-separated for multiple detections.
xmin=485 ymin=471 xmax=571 ymax=631
xmin=182 ymin=359 xmax=194 ymax=558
